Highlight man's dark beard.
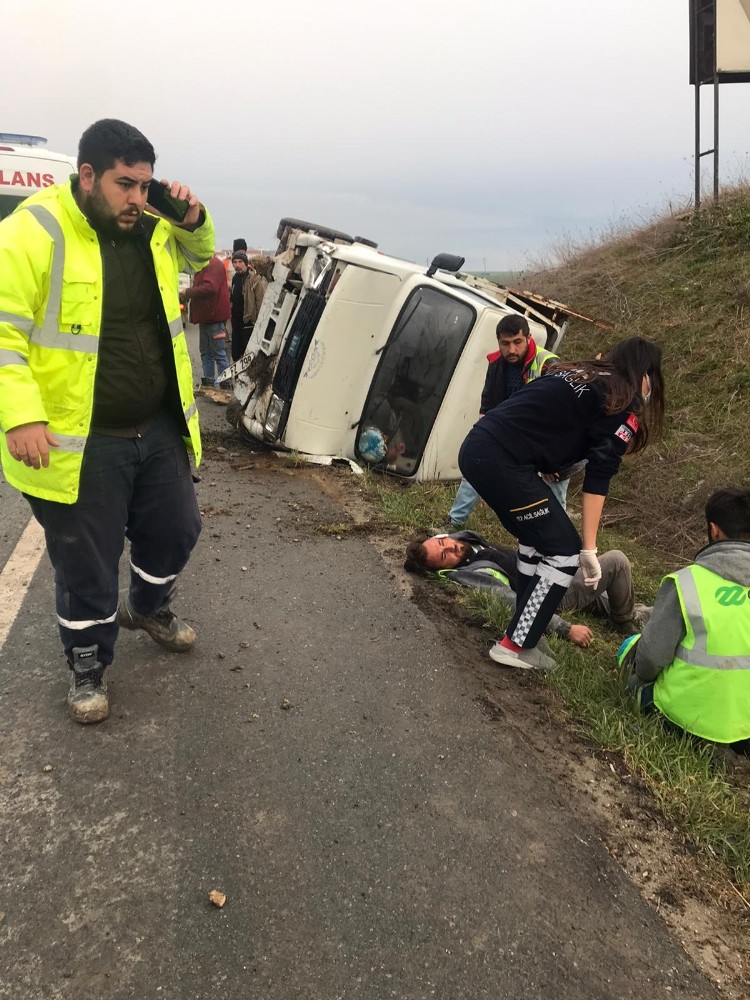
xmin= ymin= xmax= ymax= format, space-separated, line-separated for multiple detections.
xmin=81 ymin=187 xmax=140 ymax=240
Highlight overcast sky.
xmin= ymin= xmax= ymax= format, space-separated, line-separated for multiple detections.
xmin=6 ymin=0 xmax=750 ymax=269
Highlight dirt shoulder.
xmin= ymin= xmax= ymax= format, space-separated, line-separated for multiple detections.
xmin=200 ymin=394 xmax=748 ymax=996
xmin=303 ymin=460 xmax=749 ymax=998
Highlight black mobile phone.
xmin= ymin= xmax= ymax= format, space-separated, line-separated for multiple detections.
xmin=147 ymin=180 xmax=190 ymax=222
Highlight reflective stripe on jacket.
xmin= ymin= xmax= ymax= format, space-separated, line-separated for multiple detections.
xmin=526 ymin=346 xmax=557 ymax=379
xmin=654 ymin=564 xmax=750 ymax=743
xmin=479 ymin=339 xmax=558 ymax=415
xmin=0 ymin=181 xmax=214 ymax=503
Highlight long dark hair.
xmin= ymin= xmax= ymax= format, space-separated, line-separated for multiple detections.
xmin=551 ymin=336 xmax=665 ymax=453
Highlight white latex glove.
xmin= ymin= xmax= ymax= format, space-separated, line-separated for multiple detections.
xmin=579 ymin=548 xmax=602 ymax=588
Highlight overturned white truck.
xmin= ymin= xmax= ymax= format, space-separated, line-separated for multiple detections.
xmin=224 ymin=218 xmax=607 ymax=482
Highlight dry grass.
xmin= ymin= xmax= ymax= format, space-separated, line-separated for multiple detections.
xmin=522 ymin=184 xmax=750 ymax=563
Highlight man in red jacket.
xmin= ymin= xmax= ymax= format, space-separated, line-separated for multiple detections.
xmin=182 ymin=255 xmax=231 ymax=387
xmin=441 ymin=315 xmax=559 ymax=529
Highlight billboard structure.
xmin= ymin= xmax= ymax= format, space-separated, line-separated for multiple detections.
xmin=689 ymin=0 xmax=750 ymax=206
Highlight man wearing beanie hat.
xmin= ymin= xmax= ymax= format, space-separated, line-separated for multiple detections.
xmin=230 ymin=251 xmax=250 ymax=362
xmin=232 ymin=238 xmax=247 ymax=253
xmin=230 ymin=252 xmax=269 ymax=361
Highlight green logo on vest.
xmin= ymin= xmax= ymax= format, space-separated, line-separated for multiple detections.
xmin=714 ymin=585 xmax=747 ymax=607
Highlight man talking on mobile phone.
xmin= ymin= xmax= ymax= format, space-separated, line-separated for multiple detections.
xmin=0 ymin=118 xmax=215 ymax=724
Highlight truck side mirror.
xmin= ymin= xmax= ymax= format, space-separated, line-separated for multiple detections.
xmin=425 ymin=253 xmax=465 ymax=278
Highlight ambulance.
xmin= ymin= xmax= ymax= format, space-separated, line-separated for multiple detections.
xmin=0 ymin=133 xmax=76 ymax=221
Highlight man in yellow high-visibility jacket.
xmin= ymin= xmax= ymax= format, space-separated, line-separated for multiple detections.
xmin=620 ymin=487 xmax=750 ymax=756
xmin=0 ymin=119 xmax=215 ymax=725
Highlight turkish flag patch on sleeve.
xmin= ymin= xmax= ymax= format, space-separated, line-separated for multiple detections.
xmin=626 ymin=414 xmax=639 ymax=432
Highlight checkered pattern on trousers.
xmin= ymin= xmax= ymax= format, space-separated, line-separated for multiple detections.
xmin=511 ymin=576 xmax=553 ymax=644
xmin=509 ymin=550 xmax=581 ymax=646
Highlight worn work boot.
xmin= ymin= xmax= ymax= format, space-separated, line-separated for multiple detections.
xmin=432 ymin=520 xmax=464 ymax=535
xmin=613 ymin=604 xmax=653 ymax=636
xmin=118 ymin=597 xmax=196 ymax=653
xmin=633 ymin=603 xmax=653 ymax=628
xmin=67 ymin=646 xmax=109 ymax=724
xmin=489 ymin=642 xmax=557 ymax=671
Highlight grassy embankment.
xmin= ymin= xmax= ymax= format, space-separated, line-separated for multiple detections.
xmin=362 ymin=191 xmax=750 ymax=896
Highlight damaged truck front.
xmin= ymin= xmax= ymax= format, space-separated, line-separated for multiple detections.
xmin=224 ymin=218 xmax=605 ymax=482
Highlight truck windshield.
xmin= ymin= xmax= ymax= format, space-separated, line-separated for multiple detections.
xmin=359 ymin=285 xmax=475 ymax=477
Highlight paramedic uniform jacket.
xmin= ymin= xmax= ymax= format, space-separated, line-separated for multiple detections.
xmin=478 ymin=368 xmax=639 ymax=496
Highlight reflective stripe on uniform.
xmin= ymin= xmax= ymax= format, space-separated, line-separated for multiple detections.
xmin=527 ymin=347 xmax=557 ymax=378
xmin=179 ymin=244 xmax=204 ymax=267
xmin=184 ymin=401 xmax=197 ymax=423
xmin=0 ymin=311 xmax=34 ymax=335
xmin=53 ymin=433 xmax=88 ymax=454
xmin=674 ymin=568 xmax=750 ymax=670
xmin=130 ymin=560 xmax=178 ymax=585
xmin=25 ymin=205 xmax=65 ymax=345
xmin=168 ymin=316 xmax=183 ymax=339
xmin=0 ymin=349 xmax=28 ymax=367
xmin=537 ymin=553 xmax=580 ymax=588
xmin=24 ymin=205 xmax=100 ymax=354
xmin=57 ymin=610 xmax=118 ymax=629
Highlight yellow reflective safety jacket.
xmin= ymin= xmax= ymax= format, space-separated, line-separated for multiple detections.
xmin=654 ymin=564 xmax=750 ymax=743
xmin=0 ymin=181 xmax=214 ymax=503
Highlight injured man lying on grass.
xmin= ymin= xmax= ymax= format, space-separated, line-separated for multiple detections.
xmin=404 ymin=531 xmax=651 ymax=656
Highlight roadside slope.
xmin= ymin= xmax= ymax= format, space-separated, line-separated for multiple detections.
xmin=523 ymin=189 xmax=750 ymax=562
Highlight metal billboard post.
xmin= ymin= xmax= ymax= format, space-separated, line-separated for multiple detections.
xmin=690 ymin=0 xmax=750 ymax=210
xmin=713 ymin=70 xmax=720 ymax=204
xmin=690 ymin=0 xmax=717 ymax=212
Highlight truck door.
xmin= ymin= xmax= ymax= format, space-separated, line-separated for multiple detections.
xmin=357 ymin=285 xmax=475 ymax=477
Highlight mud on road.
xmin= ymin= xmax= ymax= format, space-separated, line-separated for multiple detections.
xmin=202 ymin=425 xmax=749 ymax=998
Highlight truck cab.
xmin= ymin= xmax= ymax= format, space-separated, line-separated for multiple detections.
xmin=0 ymin=134 xmax=76 ymax=221
xmin=225 ymin=218 xmax=605 ymax=482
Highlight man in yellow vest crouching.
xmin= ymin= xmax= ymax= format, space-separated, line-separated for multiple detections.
xmin=619 ymin=487 xmax=750 ymax=756
xmin=0 ymin=120 xmax=215 ymax=725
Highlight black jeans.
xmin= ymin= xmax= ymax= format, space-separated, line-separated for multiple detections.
xmin=459 ymin=426 xmax=581 ymax=648
xmin=26 ymin=410 xmax=201 ymax=666
xmin=231 ymin=315 xmax=252 ymax=362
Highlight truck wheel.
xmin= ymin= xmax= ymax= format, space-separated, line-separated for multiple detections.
xmin=276 ymin=217 xmax=355 ymax=244
xmin=354 ymin=236 xmax=378 ymax=249
xmin=225 ymin=399 xmax=244 ymax=428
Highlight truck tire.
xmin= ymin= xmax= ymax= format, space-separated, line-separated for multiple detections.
xmin=354 ymin=236 xmax=379 ymax=249
xmin=276 ymin=217 xmax=355 ymax=244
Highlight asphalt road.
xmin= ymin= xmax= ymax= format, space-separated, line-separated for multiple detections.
xmin=0 ymin=333 xmax=718 ymax=1000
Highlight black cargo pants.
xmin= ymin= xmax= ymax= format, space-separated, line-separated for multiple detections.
xmin=25 ymin=409 xmax=201 ymax=667
xmin=459 ymin=426 xmax=581 ymax=649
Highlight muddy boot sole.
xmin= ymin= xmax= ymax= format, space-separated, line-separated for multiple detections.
xmin=118 ymin=599 xmax=196 ymax=653
xmin=68 ymin=681 xmax=110 ymax=725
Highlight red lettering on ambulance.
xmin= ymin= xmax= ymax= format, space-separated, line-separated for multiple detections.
xmin=0 ymin=170 xmax=59 ymax=187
